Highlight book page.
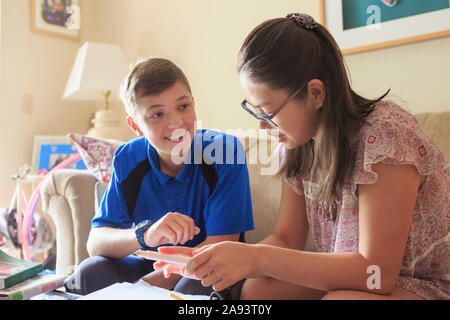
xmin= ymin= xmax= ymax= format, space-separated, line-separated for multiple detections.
xmin=79 ymin=280 xmax=210 ymax=300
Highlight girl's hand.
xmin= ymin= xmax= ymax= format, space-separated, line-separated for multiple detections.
xmin=153 ymin=246 xmax=199 ymax=279
xmin=144 ymin=212 xmax=200 ymax=248
xmin=158 ymin=242 xmax=261 ymax=291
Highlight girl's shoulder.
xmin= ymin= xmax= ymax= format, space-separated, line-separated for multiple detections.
xmin=352 ymin=100 xmax=448 ymax=184
xmin=362 ymin=100 xmax=417 ymax=129
xmin=357 ymin=99 xmax=426 ymax=143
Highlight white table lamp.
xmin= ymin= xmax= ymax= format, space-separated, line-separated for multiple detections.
xmin=63 ymin=42 xmax=130 ymax=141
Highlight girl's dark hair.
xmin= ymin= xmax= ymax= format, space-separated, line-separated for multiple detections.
xmin=238 ymin=15 xmax=389 ymax=219
xmin=120 ymin=57 xmax=191 ymax=117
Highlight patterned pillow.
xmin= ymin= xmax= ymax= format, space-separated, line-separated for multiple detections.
xmin=67 ymin=133 xmax=124 ymax=183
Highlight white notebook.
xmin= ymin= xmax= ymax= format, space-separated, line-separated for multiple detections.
xmin=79 ymin=280 xmax=210 ymax=300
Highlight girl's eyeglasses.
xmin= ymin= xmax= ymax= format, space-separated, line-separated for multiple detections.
xmin=240 ymin=84 xmax=306 ymax=127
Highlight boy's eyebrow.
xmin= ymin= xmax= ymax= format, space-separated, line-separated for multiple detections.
xmin=175 ymin=95 xmax=190 ymax=102
xmin=148 ymin=104 xmax=163 ymax=109
xmin=148 ymin=95 xmax=190 ymax=109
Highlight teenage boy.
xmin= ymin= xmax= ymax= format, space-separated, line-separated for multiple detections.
xmin=64 ymin=57 xmax=254 ymax=296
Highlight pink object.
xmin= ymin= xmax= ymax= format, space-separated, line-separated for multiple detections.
xmin=283 ymin=101 xmax=448 ymax=300
xmin=21 ymin=153 xmax=82 ymax=261
xmin=381 ymin=0 xmax=398 ymax=7
xmin=135 ymin=250 xmax=191 ymax=266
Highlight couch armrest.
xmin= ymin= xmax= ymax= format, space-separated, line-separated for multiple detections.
xmin=40 ymin=169 xmax=97 ymax=275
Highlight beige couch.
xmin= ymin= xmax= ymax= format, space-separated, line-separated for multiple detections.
xmin=40 ymin=111 xmax=450 ymax=276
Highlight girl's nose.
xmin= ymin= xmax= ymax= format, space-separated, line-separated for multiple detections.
xmin=259 ymin=120 xmax=270 ymax=130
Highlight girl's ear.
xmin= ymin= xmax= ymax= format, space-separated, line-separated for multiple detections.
xmin=307 ymin=79 xmax=325 ymax=111
xmin=126 ymin=116 xmax=144 ymax=137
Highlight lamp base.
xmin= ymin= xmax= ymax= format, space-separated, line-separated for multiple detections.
xmin=87 ymin=109 xmax=130 ymax=141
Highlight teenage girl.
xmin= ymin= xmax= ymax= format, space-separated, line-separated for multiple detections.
xmin=157 ymin=13 xmax=449 ymax=300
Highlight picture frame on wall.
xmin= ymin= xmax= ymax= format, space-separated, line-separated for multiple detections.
xmin=319 ymin=0 xmax=450 ymax=55
xmin=30 ymin=0 xmax=81 ymax=41
xmin=31 ymin=136 xmax=86 ymax=173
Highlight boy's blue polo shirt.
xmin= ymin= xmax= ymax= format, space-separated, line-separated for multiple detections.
xmin=92 ymin=129 xmax=254 ymax=248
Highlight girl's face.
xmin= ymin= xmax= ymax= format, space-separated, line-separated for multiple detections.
xmin=240 ymin=74 xmax=324 ymax=150
xmin=128 ymin=81 xmax=197 ymax=163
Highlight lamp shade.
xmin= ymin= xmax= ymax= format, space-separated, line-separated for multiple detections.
xmin=63 ymin=42 xmax=129 ymax=101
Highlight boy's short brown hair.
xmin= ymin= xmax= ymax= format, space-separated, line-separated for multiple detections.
xmin=120 ymin=57 xmax=191 ymax=117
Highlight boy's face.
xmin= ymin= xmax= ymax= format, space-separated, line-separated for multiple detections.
xmin=127 ymin=81 xmax=197 ymax=162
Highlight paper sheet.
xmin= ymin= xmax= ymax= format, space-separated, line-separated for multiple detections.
xmin=79 ymin=280 xmax=210 ymax=300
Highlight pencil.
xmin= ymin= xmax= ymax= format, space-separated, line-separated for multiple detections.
xmin=170 ymin=293 xmax=184 ymax=300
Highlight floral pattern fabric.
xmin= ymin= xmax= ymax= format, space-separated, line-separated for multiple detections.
xmin=284 ymin=101 xmax=449 ymax=300
xmin=68 ymin=133 xmax=124 ymax=183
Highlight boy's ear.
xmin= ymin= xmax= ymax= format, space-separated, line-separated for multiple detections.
xmin=126 ymin=116 xmax=144 ymax=137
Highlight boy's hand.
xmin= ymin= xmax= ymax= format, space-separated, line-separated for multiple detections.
xmin=143 ymin=212 xmax=200 ymax=248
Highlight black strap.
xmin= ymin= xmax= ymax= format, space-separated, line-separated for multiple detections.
xmin=199 ymin=162 xmax=218 ymax=197
xmin=121 ymin=158 xmax=218 ymax=217
xmin=120 ymin=159 xmax=151 ymax=217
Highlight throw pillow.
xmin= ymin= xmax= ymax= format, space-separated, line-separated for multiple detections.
xmin=67 ymin=133 xmax=124 ymax=183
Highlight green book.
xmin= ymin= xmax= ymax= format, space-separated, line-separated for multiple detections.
xmin=0 ymin=274 xmax=66 ymax=300
xmin=0 ymin=249 xmax=43 ymax=289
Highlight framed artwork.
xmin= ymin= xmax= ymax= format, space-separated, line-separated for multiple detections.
xmin=319 ymin=0 xmax=450 ymax=55
xmin=30 ymin=0 xmax=81 ymax=41
xmin=31 ymin=136 xmax=86 ymax=173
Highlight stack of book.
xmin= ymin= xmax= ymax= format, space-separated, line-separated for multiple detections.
xmin=0 ymin=249 xmax=65 ymax=300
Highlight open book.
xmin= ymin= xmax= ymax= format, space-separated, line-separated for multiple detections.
xmin=80 ymin=280 xmax=210 ymax=300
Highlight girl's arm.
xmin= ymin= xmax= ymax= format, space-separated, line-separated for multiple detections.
xmin=157 ymin=180 xmax=310 ymax=278
xmin=258 ymin=179 xmax=310 ymax=250
xmin=187 ymin=163 xmax=421 ymax=294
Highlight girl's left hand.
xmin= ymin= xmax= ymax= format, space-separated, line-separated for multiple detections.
xmin=153 ymin=246 xmax=197 ymax=279
xmin=157 ymin=241 xmax=261 ymax=291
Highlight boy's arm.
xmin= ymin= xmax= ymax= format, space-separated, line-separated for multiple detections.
xmin=87 ymin=227 xmax=140 ymax=259
xmin=88 ymin=212 xmax=200 ymax=258
xmin=88 ymin=163 xmax=137 ymax=258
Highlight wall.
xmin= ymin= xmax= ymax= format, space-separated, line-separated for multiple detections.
xmin=84 ymin=0 xmax=320 ymax=132
xmin=346 ymin=36 xmax=450 ymax=114
xmin=86 ymin=0 xmax=450 ymax=128
xmin=0 ymin=0 xmax=97 ymax=206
